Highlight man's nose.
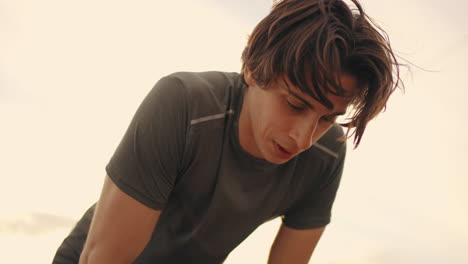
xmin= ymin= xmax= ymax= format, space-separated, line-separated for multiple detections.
xmin=288 ymin=115 xmax=319 ymax=151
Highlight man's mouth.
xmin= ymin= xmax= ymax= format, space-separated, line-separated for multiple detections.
xmin=277 ymin=143 xmax=292 ymax=154
xmin=274 ymin=141 xmax=296 ymax=159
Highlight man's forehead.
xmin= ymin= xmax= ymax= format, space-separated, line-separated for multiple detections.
xmin=278 ymin=75 xmax=357 ymax=114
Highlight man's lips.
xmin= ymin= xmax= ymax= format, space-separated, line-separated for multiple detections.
xmin=274 ymin=141 xmax=297 ymax=158
xmin=276 ymin=143 xmax=292 ymax=154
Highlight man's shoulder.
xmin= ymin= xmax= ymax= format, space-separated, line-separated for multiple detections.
xmin=161 ymin=71 xmax=242 ymax=120
xmin=165 ymin=71 xmax=240 ymax=92
xmin=304 ymin=124 xmax=347 ymax=161
xmin=318 ymin=124 xmax=346 ymax=148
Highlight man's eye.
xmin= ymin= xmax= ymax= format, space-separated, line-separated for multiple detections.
xmin=287 ymin=100 xmax=306 ymax=112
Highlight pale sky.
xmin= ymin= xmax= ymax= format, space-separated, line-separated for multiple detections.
xmin=1 ymin=0 xmax=467 ymax=263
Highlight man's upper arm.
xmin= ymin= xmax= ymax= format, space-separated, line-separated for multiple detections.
xmin=77 ymin=75 xmax=190 ymax=263
xmin=79 ymin=175 xmax=161 ymax=264
xmin=268 ymin=223 xmax=325 ymax=264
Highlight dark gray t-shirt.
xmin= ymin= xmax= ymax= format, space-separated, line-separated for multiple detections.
xmin=53 ymin=71 xmax=346 ymax=264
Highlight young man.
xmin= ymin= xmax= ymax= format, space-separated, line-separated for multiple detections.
xmin=54 ymin=0 xmax=402 ymax=263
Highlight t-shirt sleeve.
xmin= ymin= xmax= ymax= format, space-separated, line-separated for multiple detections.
xmin=105 ymin=75 xmax=190 ymax=210
xmin=282 ymin=141 xmax=346 ymax=229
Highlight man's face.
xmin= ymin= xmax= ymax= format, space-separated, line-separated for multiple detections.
xmin=239 ymin=69 xmax=359 ymax=164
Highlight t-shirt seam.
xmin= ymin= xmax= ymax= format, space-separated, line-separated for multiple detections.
xmin=163 ymin=75 xmax=192 ymax=178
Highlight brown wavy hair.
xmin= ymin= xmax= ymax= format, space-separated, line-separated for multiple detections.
xmin=241 ymin=0 xmax=404 ymax=147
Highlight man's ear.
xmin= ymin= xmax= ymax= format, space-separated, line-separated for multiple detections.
xmin=243 ymin=67 xmax=256 ymax=87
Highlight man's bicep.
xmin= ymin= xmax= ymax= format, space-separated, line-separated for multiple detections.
xmin=268 ymin=223 xmax=325 ymax=264
xmin=79 ymin=175 xmax=161 ymax=264
xmin=79 ymin=76 xmax=189 ymax=263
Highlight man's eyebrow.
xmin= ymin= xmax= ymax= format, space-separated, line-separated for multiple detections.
xmin=286 ymin=86 xmax=346 ymax=116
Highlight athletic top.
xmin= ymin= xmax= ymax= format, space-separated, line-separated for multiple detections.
xmin=53 ymin=71 xmax=346 ymax=264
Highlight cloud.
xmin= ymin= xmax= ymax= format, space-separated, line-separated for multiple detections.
xmin=0 ymin=213 xmax=75 ymax=235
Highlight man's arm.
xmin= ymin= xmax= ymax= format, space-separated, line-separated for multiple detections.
xmin=79 ymin=175 xmax=161 ymax=264
xmin=268 ymin=223 xmax=325 ymax=264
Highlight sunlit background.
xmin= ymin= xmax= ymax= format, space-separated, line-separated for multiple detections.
xmin=1 ymin=0 xmax=467 ymax=263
